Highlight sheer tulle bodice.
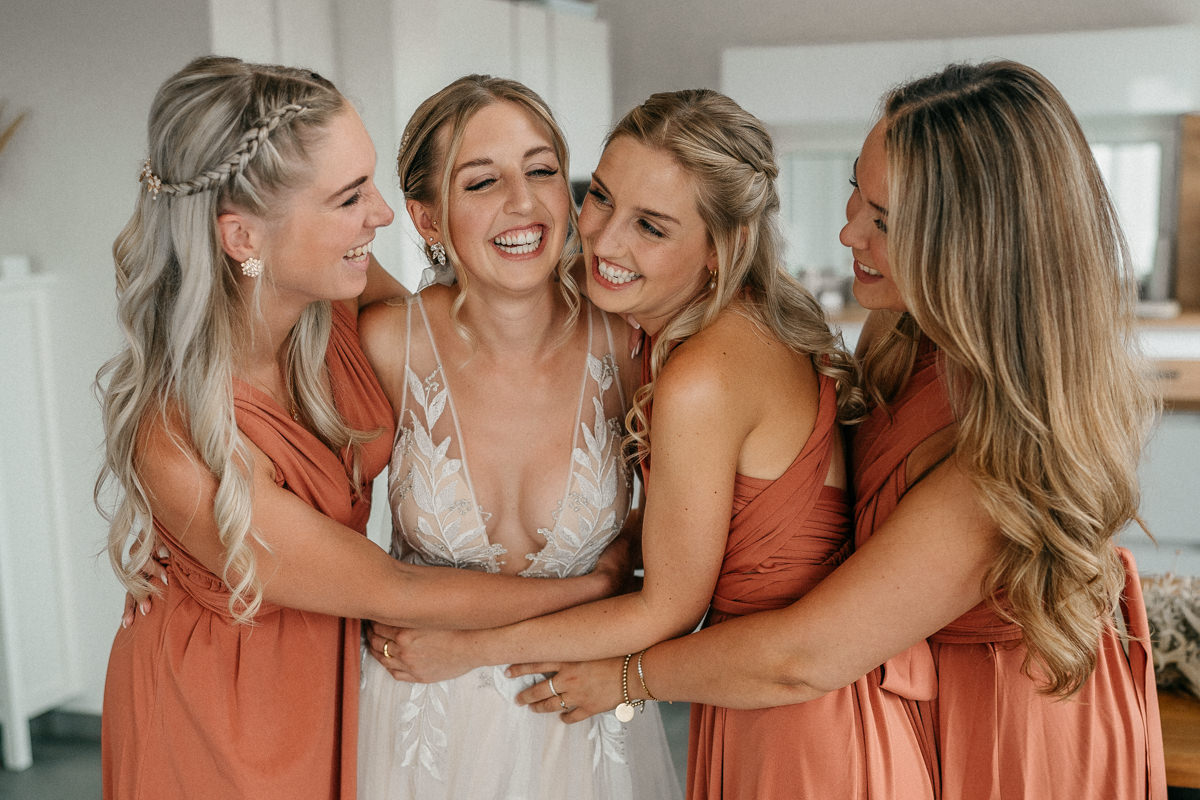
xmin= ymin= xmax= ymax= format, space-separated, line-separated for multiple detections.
xmin=359 ymin=295 xmax=680 ymax=800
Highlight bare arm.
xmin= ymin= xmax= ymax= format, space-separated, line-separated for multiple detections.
xmin=382 ymin=317 xmax=813 ymax=679
xmin=138 ymin=414 xmax=620 ymax=630
xmin=511 ymin=454 xmax=999 ymax=717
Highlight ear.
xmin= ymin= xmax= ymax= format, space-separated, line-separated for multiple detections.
xmin=406 ymin=198 xmax=440 ymax=244
xmin=216 ymin=210 xmax=264 ymax=263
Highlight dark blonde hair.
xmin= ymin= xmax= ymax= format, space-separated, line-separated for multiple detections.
xmin=96 ymin=56 xmax=372 ymax=622
xmin=865 ymin=60 xmax=1158 ymax=694
xmin=396 ymin=74 xmax=581 ymax=338
xmin=616 ymin=89 xmax=864 ymax=462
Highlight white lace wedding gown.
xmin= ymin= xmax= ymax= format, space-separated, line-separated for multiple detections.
xmin=358 ymin=295 xmax=681 ymax=799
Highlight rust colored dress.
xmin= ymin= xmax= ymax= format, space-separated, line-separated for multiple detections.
xmin=102 ymin=302 xmax=394 ymax=800
xmin=851 ymin=338 xmax=1167 ymax=800
xmin=687 ymin=374 xmax=937 ymax=800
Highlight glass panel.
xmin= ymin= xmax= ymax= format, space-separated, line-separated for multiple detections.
xmin=1091 ymin=141 xmax=1163 ymax=288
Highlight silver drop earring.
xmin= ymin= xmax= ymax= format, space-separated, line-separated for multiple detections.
xmin=428 ymin=239 xmax=447 ymax=267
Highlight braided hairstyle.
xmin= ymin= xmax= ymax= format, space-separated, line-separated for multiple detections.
xmin=96 ymin=56 xmax=368 ymax=623
xmin=615 ymin=90 xmax=864 ymax=464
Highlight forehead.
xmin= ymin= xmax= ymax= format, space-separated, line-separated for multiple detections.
xmin=456 ymin=100 xmax=554 ymax=157
xmin=598 ymin=136 xmax=702 ymax=212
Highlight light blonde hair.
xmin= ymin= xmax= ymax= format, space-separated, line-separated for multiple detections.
xmin=614 ymin=89 xmax=864 ymax=463
xmin=866 ymin=60 xmax=1158 ymax=694
xmin=397 ymin=74 xmax=581 ymax=340
xmin=96 ymin=56 xmax=374 ymax=623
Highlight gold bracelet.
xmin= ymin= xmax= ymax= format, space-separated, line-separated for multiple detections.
xmin=636 ymin=648 xmax=668 ymax=703
xmin=613 ymin=652 xmax=644 ymax=722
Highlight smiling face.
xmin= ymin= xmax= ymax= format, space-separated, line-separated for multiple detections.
xmin=259 ymin=105 xmax=394 ymax=304
xmin=579 ymin=135 xmax=716 ymax=335
xmin=840 ymin=118 xmax=907 ymax=313
xmin=436 ymin=101 xmax=570 ymax=296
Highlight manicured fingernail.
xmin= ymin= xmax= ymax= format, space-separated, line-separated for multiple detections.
xmin=157 ymin=546 xmax=169 ymax=559
xmin=162 ymin=573 xmax=168 ymax=586
xmin=122 ymin=614 xmax=131 ymax=629
xmin=139 ymin=600 xmax=150 ymax=615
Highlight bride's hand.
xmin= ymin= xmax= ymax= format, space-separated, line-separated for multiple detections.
xmin=508 ymin=657 xmax=627 ymax=723
xmin=366 ymin=621 xmax=478 ymax=683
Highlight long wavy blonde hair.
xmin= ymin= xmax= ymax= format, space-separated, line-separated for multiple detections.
xmin=617 ymin=89 xmax=864 ymax=463
xmin=397 ymin=74 xmax=581 ymax=340
xmin=95 ymin=56 xmax=374 ymax=623
xmin=864 ymin=60 xmax=1158 ymax=694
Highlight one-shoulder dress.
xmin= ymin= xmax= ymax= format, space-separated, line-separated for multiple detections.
xmin=357 ymin=295 xmax=681 ymax=799
xmin=102 ymin=301 xmax=395 ymax=800
xmin=687 ymin=373 xmax=937 ymax=800
xmin=851 ymin=337 xmax=1167 ymax=800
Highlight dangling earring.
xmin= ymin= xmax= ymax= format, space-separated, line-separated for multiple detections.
xmin=241 ymin=256 xmax=264 ymax=278
xmin=428 ymin=238 xmax=447 ymax=267
xmin=707 ymin=269 xmax=718 ymax=291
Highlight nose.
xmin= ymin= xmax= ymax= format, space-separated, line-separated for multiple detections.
xmin=838 ymin=192 xmax=865 ymax=250
xmin=367 ymin=184 xmax=395 ymax=229
xmin=584 ymin=208 xmax=623 ymax=260
xmin=505 ymin=176 xmax=535 ymax=215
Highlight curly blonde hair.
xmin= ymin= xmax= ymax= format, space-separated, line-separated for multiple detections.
xmin=866 ymin=60 xmax=1159 ymax=694
xmin=614 ymin=89 xmax=864 ymax=463
xmin=96 ymin=56 xmax=374 ymax=623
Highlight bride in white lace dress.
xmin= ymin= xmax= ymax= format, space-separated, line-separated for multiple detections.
xmin=355 ymin=76 xmax=680 ymax=800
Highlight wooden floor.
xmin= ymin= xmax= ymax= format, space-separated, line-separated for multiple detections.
xmin=1161 ymin=689 xmax=1200 ymax=789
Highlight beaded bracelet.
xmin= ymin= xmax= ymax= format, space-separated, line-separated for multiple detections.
xmin=614 ymin=652 xmax=645 ymax=722
xmin=636 ymin=648 xmax=669 ymax=703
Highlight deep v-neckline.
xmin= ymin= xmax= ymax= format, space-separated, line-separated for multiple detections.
xmin=414 ymin=297 xmax=594 ymax=569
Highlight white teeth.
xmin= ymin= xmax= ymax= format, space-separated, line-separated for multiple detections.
xmin=344 ymin=240 xmax=373 ymax=260
xmin=858 ymin=261 xmax=881 ymax=277
xmin=597 ymin=258 xmax=641 ymax=285
xmin=494 ymin=228 xmax=543 ymax=254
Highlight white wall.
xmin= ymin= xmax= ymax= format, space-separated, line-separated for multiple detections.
xmin=0 ymin=0 xmax=211 ymax=715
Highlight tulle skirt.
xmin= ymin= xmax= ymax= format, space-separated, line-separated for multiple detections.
xmin=358 ymin=651 xmax=681 ymax=799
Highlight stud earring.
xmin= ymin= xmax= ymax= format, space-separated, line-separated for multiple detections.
xmin=241 ymin=257 xmax=264 ymax=278
xmin=707 ymin=269 xmax=718 ymax=291
xmin=428 ymin=239 xmax=447 ymax=267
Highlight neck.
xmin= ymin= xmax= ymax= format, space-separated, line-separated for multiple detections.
xmin=236 ymin=293 xmax=309 ymax=375
xmin=456 ymin=282 xmax=568 ymax=360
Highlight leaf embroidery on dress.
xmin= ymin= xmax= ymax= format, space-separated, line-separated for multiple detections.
xmin=522 ymin=354 xmax=629 ymax=579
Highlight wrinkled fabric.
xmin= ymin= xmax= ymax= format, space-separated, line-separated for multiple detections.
xmin=102 ymin=302 xmax=394 ymax=800
xmin=851 ymin=337 xmax=1166 ymax=800
xmin=688 ymin=375 xmax=936 ymax=799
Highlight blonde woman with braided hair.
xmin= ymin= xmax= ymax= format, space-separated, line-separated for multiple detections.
xmin=98 ymin=57 xmax=629 ymax=799
xmin=369 ymin=89 xmax=940 ymax=797
xmin=508 ymin=63 xmax=1166 ymax=799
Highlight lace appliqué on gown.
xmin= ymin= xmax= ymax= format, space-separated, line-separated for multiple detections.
xmin=364 ymin=299 xmax=654 ymax=797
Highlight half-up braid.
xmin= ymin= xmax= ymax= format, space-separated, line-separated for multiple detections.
xmin=615 ymin=90 xmax=864 ymax=465
xmin=97 ymin=56 xmax=368 ymax=624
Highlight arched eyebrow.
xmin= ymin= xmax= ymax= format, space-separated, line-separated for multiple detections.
xmin=452 ymin=145 xmax=557 ymax=177
xmin=328 ymin=175 xmax=367 ymax=202
xmin=591 ymin=173 xmax=682 ymax=228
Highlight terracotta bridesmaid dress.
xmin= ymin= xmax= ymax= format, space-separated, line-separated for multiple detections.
xmin=102 ymin=302 xmax=394 ymax=800
xmin=687 ymin=374 xmax=937 ymax=800
xmin=851 ymin=338 xmax=1167 ymax=800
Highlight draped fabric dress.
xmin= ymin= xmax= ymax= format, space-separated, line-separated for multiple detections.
xmin=687 ymin=373 xmax=937 ymax=800
xmin=357 ymin=296 xmax=681 ymax=800
xmin=851 ymin=338 xmax=1167 ymax=800
xmin=102 ymin=302 xmax=394 ymax=800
